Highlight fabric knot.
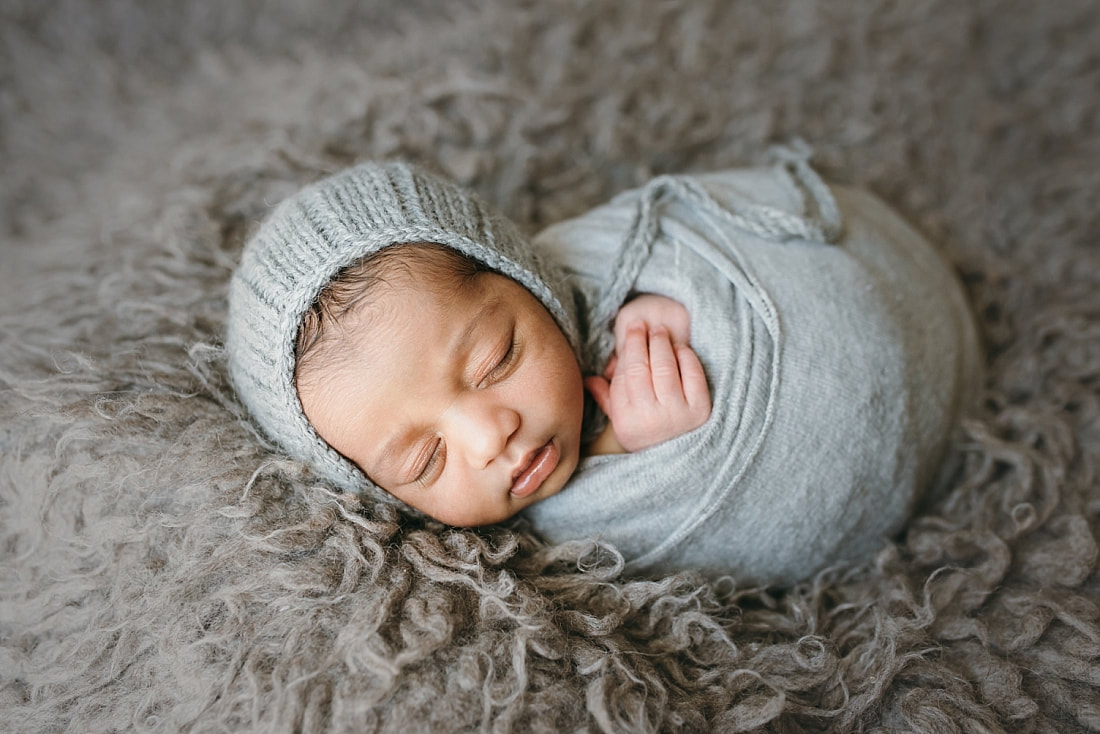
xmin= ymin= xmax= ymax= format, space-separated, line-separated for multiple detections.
xmin=584 ymin=144 xmax=844 ymax=371
xmin=769 ymin=138 xmax=843 ymax=243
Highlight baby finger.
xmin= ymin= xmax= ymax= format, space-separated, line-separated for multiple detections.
xmin=620 ymin=323 xmax=655 ymax=404
xmin=677 ymin=344 xmax=712 ymax=419
xmin=648 ymin=327 xmax=684 ymax=405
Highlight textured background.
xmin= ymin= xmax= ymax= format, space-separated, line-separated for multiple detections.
xmin=2 ymin=1 xmax=1099 ymax=731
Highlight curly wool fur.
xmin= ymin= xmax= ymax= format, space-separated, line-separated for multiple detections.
xmin=2 ymin=0 xmax=1099 ymax=731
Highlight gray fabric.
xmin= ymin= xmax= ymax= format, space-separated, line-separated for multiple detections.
xmin=528 ymin=163 xmax=981 ymax=584
xmin=4 ymin=1 xmax=1099 ymax=732
xmin=227 ymin=161 xmax=580 ymax=496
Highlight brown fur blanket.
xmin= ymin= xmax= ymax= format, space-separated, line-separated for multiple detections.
xmin=2 ymin=1 xmax=1098 ymax=730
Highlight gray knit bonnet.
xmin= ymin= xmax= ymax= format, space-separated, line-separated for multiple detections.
xmin=226 ymin=162 xmax=581 ymax=494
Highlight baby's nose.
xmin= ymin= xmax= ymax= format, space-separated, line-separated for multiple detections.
xmin=447 ymin=397 xmax=520 ymax=467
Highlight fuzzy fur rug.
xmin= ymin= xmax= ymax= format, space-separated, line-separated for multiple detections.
xmin=2 ymin=1 xmax=1099 ymax=731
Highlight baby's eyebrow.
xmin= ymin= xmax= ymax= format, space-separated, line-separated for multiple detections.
xmin=451 ymin=298 xmax=503 ymax=362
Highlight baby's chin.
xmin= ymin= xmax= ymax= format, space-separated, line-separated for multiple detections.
xmin=428 ymin=504 xmax=526 ymax=528
xmin=433 ymin=463 xmax=579 ymax=527
xmin=399 ymin=492 xmax=533 ymax=528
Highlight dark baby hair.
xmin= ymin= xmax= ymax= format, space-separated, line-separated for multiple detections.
xmin=294 ymin=242 xmax=488 ymax=381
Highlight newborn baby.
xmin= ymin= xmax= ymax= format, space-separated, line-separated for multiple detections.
xmin=226 ymin=149 xmax=981 ymax=585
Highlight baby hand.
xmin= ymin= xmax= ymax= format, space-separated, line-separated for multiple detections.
xmin=584 ymin=320 xmax=711 ymax=453
xmin=613 ymin=293 xmax=692 ymax=351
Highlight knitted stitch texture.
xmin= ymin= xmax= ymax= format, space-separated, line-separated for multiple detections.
xmin=226 ymin=161 xmax=580 ymax=495
xmin=526 ymin=164 xmax=982 ymax=584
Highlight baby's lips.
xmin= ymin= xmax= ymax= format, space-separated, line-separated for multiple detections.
xmin=510 ymin=441 xmax=558 ymax=498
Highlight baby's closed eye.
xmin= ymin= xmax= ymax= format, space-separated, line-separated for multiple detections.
xmin=412 ymin=438 xmax=446 ymax=486
xmin=480 ymin=332 xmax=520 ymax=387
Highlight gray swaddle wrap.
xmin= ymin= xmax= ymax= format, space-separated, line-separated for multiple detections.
xmin=525 ymin=157 xmax=982 ymax=585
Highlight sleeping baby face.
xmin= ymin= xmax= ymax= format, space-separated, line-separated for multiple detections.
xmin=295 ymin=247 xmax=585 ymax=526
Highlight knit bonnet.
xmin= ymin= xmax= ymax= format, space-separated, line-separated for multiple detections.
xmin=226 ymin=162 xmax=581 ymax=495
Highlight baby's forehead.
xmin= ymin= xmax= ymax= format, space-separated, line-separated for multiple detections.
xmin=323 ymin=266 xmax=506 ymax=361
xmin=298 ymin=242 xmax=540 ymax=388
xmin=371 ymin=269 xmax=531 ymax=330
xmin=303 ymin=275 xmax=514 ymax=413
xmin=361 ymin=244 xmax=542 ymax=308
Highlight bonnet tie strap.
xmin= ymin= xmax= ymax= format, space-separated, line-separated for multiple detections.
xmin=584 ymin=141 xmax=842 ymax=367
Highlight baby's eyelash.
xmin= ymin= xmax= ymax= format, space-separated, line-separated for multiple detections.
xmin=414 ymin=439 xmax=445 ymax=486
xmin=486 ymin=335 xmax=520 ymax=384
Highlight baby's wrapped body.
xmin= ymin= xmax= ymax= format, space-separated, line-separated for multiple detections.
xmin=527 ymin=163 xmax=982 ymax=585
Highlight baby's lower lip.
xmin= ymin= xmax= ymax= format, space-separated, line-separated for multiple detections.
xmin=510 ymin=441 xmax=558 ymax=498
